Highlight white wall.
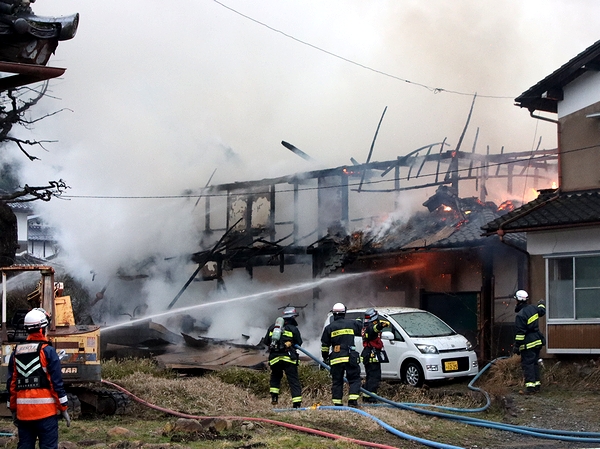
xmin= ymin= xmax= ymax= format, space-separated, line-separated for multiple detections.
xmin=559 ymin=70 xmax=600 ymax=118
xmin=527 ymin=226 xmax=600 ymax=255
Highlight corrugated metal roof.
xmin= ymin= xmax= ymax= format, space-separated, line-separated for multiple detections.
xmin=515 ymin=39 xmax=600 ymax=113
xmin=481 ymin=189 xmax=600 ymax=234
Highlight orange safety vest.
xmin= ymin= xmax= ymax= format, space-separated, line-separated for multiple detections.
xmin=10 ymin=339 xmax=65 ymax=421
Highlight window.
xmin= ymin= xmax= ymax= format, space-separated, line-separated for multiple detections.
xmin=547 ymin=255 xmax=600 ymax=320
xmin=389 ymin=311 xmax=456 ymax=337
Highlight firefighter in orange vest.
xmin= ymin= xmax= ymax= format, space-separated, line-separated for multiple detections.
xmin=7 ymin=308 xmax=70 ymax=449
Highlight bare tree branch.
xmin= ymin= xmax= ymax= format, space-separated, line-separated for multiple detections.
xmin=1 ymin=179 xmax=70 ymax=203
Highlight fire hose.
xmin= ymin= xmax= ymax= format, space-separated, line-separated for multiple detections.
xmin=100 ymin=379 xmax=399 ymax=449
xmin=295 ymin=345 xmax=600 ymax=444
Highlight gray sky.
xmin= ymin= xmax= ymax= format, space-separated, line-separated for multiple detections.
xmin=14 ymin=0 xmax=600 ymax=292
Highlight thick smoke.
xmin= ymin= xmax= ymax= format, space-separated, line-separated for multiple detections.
xmin=13 ymin=1 xmax=594 ymax=346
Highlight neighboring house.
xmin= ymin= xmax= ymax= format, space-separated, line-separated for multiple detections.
xmin=482 ymin=40 xmax=600 ymax=355
xmin=9 ymin=202 xmax=32 ymax=254
xmin=8 ymin=204 xmax=57 ymax=259
xmin=27 ymin=216 xmax=58 ymax=259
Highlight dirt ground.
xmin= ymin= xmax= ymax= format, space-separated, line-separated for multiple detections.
xmin=434 ymin=382 xmax=600 ymax=449
xmin=1 ymin=358 xmax=599 ymax=449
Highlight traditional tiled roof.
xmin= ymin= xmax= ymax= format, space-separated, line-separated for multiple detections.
xmin=515 ymin=39 xmax=600 ymax=113
xmin=27 ymin=220 xmax=55 ymax=241
xmin=481 ymin=189 xmax=600 ymax=235
xmin=8 ymin=202 xmax=33 ymax=212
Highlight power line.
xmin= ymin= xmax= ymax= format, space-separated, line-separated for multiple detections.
xmin=212 ymin=0 xmax=514 ymax=100
xmin=61 ymin=147 xmax=568 ymax=200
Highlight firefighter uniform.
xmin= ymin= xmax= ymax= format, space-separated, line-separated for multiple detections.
xmin=361 ymin=313 xmax=389 ymax=402
xmin=514 ymin=298 xmax=546 ymax=393
xmin=321 ymin=309 xmax=363 ymax=407
xmin=264 ymin=310 xmax=303 ymax=407
xmin=7 ymin=330 xmax=68 ymax=449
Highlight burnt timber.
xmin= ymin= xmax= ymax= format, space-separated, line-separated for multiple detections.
xmin=191 ymin=144 xmax=557 ymax=278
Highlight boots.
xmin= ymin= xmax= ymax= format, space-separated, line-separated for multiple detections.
xmin=293 ymin=402 xmax=302 ymax=409
xmin=271 ymin=394 xmax=278 ymax=405
xmin=348 ymin=399 xmax=359 ymax=408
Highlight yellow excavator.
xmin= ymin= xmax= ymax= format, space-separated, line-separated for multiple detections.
xmin=0 ymin=265 xmax=128 ymax=417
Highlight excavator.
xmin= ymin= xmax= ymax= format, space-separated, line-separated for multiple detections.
xmin=0 ymin=265 xmax=128 ymax=418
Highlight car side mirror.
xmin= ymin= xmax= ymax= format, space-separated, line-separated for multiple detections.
xmin=381 ymin=331 xmax=394 ymax=340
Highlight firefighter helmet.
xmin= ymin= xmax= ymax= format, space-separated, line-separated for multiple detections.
xmin=364 ymin=307 xmax=379 ymax=323
xmin=515 ymin=290 xmax=529 ymax=302
xmin=331 ymin=302 xmax=346 ymax=315
xmin=282 ymin=306 xmax=299 ymax=318
xmin=23 ymin=308 xmax=50 ymax=331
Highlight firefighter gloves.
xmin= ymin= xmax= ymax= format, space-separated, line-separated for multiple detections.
xmin=62 ymin=410 xmax=71 ymax=427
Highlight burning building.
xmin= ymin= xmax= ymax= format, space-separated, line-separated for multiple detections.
xmin=157 ymin=141 xmax=559 ymax=361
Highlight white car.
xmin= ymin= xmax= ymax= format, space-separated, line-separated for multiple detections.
xmin=323 ymin=307 xmax=479 ymax=387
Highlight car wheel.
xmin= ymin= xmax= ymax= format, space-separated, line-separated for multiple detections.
xmin=402 ymin=361 xmax=424 ymax=387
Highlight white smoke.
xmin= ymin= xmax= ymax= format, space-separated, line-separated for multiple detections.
xmin=11 ymin=1 xmax=593 ymax=344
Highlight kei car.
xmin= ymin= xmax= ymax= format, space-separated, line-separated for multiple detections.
xmin=323 ymin=307 xmax=479 ymax=387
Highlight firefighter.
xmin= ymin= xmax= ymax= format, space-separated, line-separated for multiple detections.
xmin=7 ymin=308 xmax=70 ymax=449
xmin=321 ymin=302 xmax=363 ymax=407
xmin=513 ymin=290 xmax=546 ymax=394
xmin=360 ymin=308 xmax=390 ymax=403
xmin=263 ymin=306 xmax=303 ymax=408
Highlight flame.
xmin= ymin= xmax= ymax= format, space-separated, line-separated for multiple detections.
xmin=551 ymin=181 xmax=558 ymax=189
xmin=523 ymin=188 xmax=540 ymax=203
xmin=443 ymin=206 xmax=452 ymax=212
xmin=497 ymin=200 xmax=515 ymax=212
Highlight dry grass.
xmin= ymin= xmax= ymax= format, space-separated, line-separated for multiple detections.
xmin=479 ymin=355 xmax=600 ymax=394
xmin=44 ymin=356 xmax=600 ymax=449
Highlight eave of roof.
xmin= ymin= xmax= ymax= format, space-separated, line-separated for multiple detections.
xmin=481 ymin=189 xmax=600 ymax=234
xmin=515 ymin=39 xmax=600 ymax=113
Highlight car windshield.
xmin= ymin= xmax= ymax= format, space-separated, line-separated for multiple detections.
xmin=389 ymin=311 xmax=456 ymax=337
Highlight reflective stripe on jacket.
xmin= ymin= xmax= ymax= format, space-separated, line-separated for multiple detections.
xmin=515 ymin=303 xmax=546 ymax=351
xmin=7 ymin=334 xmax=68 ymax=421
xmin=361 ymin=320 xmax=385 ymax=363
xmin=264 ymin=320 xmax=302 ymax=366
xmin=321 ymin=316 xmax=362 ymax=365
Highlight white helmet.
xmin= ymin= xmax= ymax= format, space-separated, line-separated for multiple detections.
xmin=331 ymin=302 xmax=346 ymax=314
xmin=23 ymin=308 xmax=50 ymax=331
xmin=515 ymin=290 xmax=529 ymax=302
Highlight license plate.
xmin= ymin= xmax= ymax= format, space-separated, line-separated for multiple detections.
xmin=444 ymin=360 xmax=458 ymax=371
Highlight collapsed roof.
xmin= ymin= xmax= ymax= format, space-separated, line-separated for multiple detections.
xmin=313 ymin=187 xmax=525 ymax=275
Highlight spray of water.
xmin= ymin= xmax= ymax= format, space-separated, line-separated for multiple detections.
xmin=101 ymin=271 xmax=370 ymax=333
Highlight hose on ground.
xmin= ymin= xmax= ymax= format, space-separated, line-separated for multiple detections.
xmin=295 ymin=345 xmax=600 ymax=443
xmin=277 ymin=404 xmax=465 ymax=449
xmin=100 ymin=379 xmax=399 ymax=449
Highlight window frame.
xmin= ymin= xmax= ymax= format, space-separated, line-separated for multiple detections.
xmin=545 ymin=252 xmax=600 ymax=324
